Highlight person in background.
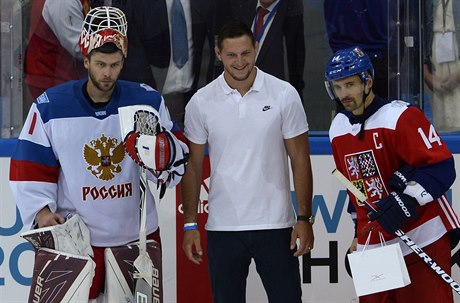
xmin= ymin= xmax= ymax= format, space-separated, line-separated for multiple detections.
xmin=326 ymin=46 xmax=459 ymax=303
xmin=323 ymin=0 xmax=404 ymax=100
xmin=238 ymin=0 xmax=306 ymax=100
xmin=10 ymin=6 xmax=188 ymax=301
xmin=181 ymin=20 xmax=314 ymax=303
xmin=25 ymin=0 xmax=90 ymax=103
xmin=158 ymin=0 xmax=195 ymax=130
xmin=91 ymin=0 xmax=171 ymax=90
xmin=423 ymin=0 xmax=460 ymax=133
xmin=185 ymin=0 xmax=217 ymax=100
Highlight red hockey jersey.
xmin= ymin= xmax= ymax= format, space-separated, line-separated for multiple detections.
xmin=25 ymin=0 xmax=90 ymax=97
xmin=330 ymin=98 xmax=459 ymax=255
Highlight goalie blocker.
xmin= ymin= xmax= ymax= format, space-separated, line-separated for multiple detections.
xmin=20 ymin=214 xmax=93 ymax=257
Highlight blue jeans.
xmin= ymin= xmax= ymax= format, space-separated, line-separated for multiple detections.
xmin=207 ymin=228 xmax=302 ymax=303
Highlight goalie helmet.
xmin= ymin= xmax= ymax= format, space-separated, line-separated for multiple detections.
xmin=79 ymin=6 xmax=128 ymax=57
xmin=324 ymin=46 xmax=374 ymax=100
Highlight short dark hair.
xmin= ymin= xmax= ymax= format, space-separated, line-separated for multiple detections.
xmin=217 ymin=20 xmax=255 ymax=50
xmin=88 ymin=42 xmax=122 ymax=59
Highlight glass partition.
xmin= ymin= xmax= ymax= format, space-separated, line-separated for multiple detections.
xmin=0 ymin=0 xmax=434 ymax=138
xmin=421 ymin=0 xmax=460 ymax=134
xmin=316 ymin=0 xmax=423 ymax=133
xmin=0 ymin=0 xmax=28 ymax=138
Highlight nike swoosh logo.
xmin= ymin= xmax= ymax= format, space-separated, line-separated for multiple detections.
xmin=262 ymin=106 xmax=272 ymax=111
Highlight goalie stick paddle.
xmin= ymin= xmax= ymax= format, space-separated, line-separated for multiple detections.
xmin=133 ymin=167 xmax=155 ymax=303
xmin=332 ymin=168 xmax=460 ymax=296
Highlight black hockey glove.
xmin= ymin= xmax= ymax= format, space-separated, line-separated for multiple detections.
xmin=368 ymin=191 xmax=419 ymax=234
xmin=387 ymin=164 xmax=415 ymax=192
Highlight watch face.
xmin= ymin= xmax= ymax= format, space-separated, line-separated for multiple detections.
xmin=309 ymin=216 xmax=315 ymax=224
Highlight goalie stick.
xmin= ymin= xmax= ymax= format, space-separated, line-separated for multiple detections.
xmin=134 ymin=167 xmax=156 ymax=303
xmin=332 ymin=168 xmax=460 ymax=296
xmin=120 ymin=106 xmax=164 ymax=302
xmin=134 ymin=109 xmax=161 ymax=303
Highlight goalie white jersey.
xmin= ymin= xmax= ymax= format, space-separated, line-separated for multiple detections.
xmin=10 ymin=79 xmax=186 ymax=247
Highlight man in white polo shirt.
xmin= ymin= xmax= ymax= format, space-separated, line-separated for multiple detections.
xmin=181 ymin=19 xmax=314 ymax=303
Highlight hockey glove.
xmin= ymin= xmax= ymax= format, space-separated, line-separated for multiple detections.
xmin=124 ymin=129 xmax=176 ymax=173
xmin=368 ymin=191 xmax=419 ymax=234
xmin=386 ymin=164 xmax=415 ymax=192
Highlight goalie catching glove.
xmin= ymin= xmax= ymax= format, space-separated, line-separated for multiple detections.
xmin=119 ymin=105 xmax=189 ymax=185
xmin=124 ymin=128 xmax=185 ymax=175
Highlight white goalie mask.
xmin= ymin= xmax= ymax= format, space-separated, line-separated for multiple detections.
xmin=79 ymin=6 xmax=128 ymax=57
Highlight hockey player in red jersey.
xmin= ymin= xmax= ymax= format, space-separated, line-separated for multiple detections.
xmin=10 ymin=6 xmax=188 ymax=302
xmin=25 ymin=0 xmax=90 ymax=102
xmin=326 ymin=46 xmax=460 ymax=303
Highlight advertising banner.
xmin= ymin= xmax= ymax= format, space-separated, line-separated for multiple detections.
xmin=1 ymin=154 xmax=460 ymax=302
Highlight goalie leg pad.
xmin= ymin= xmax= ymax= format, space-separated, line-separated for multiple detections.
xmin=104 ymin=240 xmax=163 ymax=303
xmin=28 ymin=248 xmax=95 ymax=303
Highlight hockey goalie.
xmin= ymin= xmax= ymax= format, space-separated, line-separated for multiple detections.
xmin=10 ymin=6 xmax=188 ymax=303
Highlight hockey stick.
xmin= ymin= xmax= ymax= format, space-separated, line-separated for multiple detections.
xmin=132 ymin=110 xmax=161 ymax=302
xmin=119 ymin=105 xmax=169 ymax=302
xmin=332 ymin=168 xmax=460 ymax=295
xmin=133 ymin=167 xmax=155 ymax=302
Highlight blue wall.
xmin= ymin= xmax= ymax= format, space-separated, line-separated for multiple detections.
xmin=3 ymin=136 xmax=460 ymax=157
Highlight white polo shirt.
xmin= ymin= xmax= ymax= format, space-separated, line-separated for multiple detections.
xmin=185 ymin=68 xmax=309 ymax=231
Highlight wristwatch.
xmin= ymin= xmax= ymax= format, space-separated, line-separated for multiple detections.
xmin=297 ymin=215 xmax=315 ymax=225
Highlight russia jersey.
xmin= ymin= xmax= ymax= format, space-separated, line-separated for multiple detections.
xmin=10 ymin=79 xmax=178 ymax=247
xmin=330 ymin=98 xmax=459 ymax=255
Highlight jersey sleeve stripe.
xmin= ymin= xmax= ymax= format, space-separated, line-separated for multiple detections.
xmin=9 ymin=159 xmax=59 ymax=183
xmin=12 ymin=139 xmax=58 ymax=167
xmin=439 ymin=195 xmax=460 ymax=228
xmin=28 ymin=112 xmax=37 ymax=135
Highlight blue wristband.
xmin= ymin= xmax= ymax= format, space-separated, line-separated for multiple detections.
xmin=184 ymin=223 xmax=198 ymax=231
